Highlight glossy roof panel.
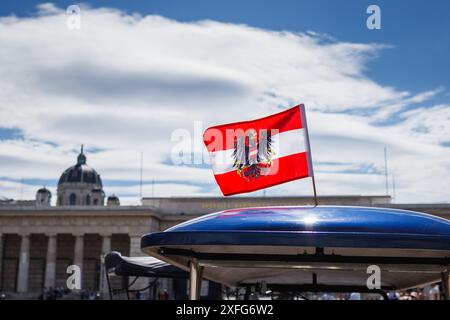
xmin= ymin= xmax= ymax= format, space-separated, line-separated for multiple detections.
xmin=142 ymin=206 xmax=450 ymax=250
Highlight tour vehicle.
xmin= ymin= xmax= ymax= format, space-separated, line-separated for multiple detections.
xmin=140 ymin=206 xmax=450 ymax=300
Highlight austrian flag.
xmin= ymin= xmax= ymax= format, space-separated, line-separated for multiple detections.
xmin=203 ymin=105 xmax=314 ymax=196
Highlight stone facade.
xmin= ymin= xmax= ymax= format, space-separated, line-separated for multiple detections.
xmin=0 ymin=206 xmax=158 ymax=298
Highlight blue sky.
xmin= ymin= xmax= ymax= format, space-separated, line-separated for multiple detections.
xmin=2 ymin=0 xmax=449 ymax=97
xmin=0 ymin=1 xmax=449 ymax=203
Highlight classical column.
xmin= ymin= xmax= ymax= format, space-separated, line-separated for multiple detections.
xmin=100 ymin=234 xmax=111 ymax=295
xmin=17 ymin=234 xmax=30 ymax=293
xmin=128 ymin=234 xmax=149 ymax=298
xmin=44 ymin=234 xmax=57 ymax=289
xmin=129 ymin=235 xmax=144 ymax=257
xmin=73 ymin=234 xmax=84 ymax=289
xmin=101 ymin=234 xmax=111 ymax=255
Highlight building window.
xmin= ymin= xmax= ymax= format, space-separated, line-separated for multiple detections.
xmin=86 ymin=194 xmax=91 ymax=205
xmin=69 ymin=193 xmax=76 ymax=205
xmin=93 ymin=199 xmax=98 ymax=205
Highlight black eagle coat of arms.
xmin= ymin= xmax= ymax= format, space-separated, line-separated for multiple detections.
xmin=232 ymin=129 xmax=274 ymax=181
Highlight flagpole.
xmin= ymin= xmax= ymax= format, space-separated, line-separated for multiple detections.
xmin=299 ymin=104 xmax=318 ymax=207
xmin=311 ymin=175 xmax=318 ymax=207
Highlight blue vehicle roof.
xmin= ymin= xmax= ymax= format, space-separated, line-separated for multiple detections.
xmin=142 ymin=206 xmax=450 ymax=251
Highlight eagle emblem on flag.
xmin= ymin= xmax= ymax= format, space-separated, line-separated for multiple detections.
xmin=232 ymin=129 xmax=274 ymax=181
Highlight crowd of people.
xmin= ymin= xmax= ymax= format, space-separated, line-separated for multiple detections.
xmin=0 ymin=282 xmax=445 ymax=300
xmin=229 ymin=283 xmax=445 ymax=300
xmin=38 ymin=287 xmax=69 ymax=300
xmin=319 ymin=283 xmax=443 ymax=300
xmin=37 ymin=287 xmax=102 ymax=300
xmin=395 ymin=283 xmax=442 ymax=300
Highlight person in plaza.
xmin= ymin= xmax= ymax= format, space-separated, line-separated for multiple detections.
xmin=349 ymin=292 xmax=361 ymax=300
xmin=427 ymin=283 xmax=441 ymax=300
xmin=409 ymin=291 xmax=419 ymax=300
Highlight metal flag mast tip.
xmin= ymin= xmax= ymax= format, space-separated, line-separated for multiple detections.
xmin=299 ymin=104 xmax=318 ymax=207
xmin=311 ymin=174 xmax=318 ymax=207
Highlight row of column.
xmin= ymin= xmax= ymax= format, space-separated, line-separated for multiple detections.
xmin=7 ymin=233 xmax=119 ymax=293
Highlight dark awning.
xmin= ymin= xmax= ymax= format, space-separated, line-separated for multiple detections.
xmin=104 ymin=251 xmax=187 ymax=279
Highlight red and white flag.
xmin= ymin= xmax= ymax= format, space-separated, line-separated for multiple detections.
xmin=203 ymin=104 xmax=313 ymax=196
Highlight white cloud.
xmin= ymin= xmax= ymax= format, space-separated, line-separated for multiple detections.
xmin=0 ymin=179 xmax=50 ymax=202
xmin=0 ymin=4 xmax=449 ymax=204
xmin=399 ymin=104 xmax=450 ymax=144
xmin=370 ymin=88 xmax=444 ymax=121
